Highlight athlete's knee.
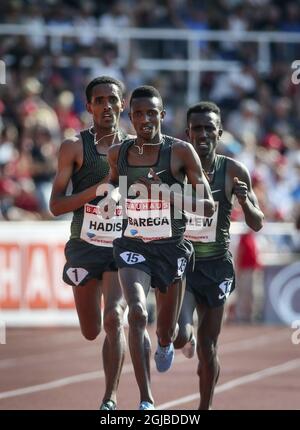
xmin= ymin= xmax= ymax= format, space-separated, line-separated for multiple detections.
xmin=104 ymin=306 xmax=124 ymax=333
xmin=81 ymin=325 xmax=101 ymax=341
xmin=128 ymin=302 xmax=148 ymax=328
xmin=198 ymin=336 xmax=218 ymax=364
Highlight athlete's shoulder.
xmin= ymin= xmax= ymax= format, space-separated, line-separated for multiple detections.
xmin=59 ymin=132 xmax=83 ymax=154
xmin=165 ymin=135 xmax=193 ymax=151
xmin=62 ymin=132 xmax=81 ymax=144
xmin=115 ymin=134 xmax=135 ymax=151
xmin=112 ymin=134 xmax=134 ymax=149
xmin=224 ymin=156 xmax=250 ymax=180
xmin=108 ymin=140 xmax=124 ymax=163
xmin=164 ymin=134 xmax=185 ymax=145
xmin=225 ymin=156 xmax=248 ymax=171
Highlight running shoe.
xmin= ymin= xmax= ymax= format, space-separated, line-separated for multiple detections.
xmin=139 ymin=401 xmax=155 ymax=410
xmin=182 ymin=334 xmax=197 ymax=359
xmin=154 ymin=342 xmax=174 ymax=372
xmin=100 ymin=399 xmax=116 ymax=410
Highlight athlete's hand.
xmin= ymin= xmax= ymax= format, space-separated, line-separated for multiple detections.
xmin=132 ymin=168 xmax=162 ymax=198
xmin=233 ymin=177 xmax=248 ymax=205
xmin=97 ymin=186 xmax=121 ymax=219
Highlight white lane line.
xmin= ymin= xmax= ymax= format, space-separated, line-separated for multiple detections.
xmin=156 ymin=358 xmax=300 ymax=410
xmin=0 ymin=329 xmax=290 ymax=400
xmin=0 ymin=363 xmax=134 ymax=401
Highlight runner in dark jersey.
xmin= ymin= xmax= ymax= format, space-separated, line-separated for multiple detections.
xmin=50 ymin=76 xmax=131 ymax=410
xmin=174 ymin=101 xmax=264 ymax=410
xmin=104 ymin=86 xmax=215 ymax=410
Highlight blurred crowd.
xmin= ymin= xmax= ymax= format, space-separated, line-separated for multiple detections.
xmin=0 ymin=0 xmax=300 ymax=230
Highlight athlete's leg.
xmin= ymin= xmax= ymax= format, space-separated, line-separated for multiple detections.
xmin=101 ymin=271 xmax=127 ymax=405
xmin=72 ymin=279 xmax=102 ymax=340
xmin=196 ymin=302 xmax=224 ymax=410
xmin=174 ymin=288 xmax=197 ymax=349
xmin=118 ymin=267 xmax=153 ymax=404
xmin=155 ymin=278 xmax=186 ymax=347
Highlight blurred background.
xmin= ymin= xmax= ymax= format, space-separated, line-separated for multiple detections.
xmin=0 ymin=0 xmax=300 ymax=327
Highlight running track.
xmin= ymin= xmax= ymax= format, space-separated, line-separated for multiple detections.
xmin=0 ymin=324 xmax=299 ymax=410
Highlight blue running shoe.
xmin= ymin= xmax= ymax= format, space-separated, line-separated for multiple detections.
xmin=100 ymin=399 xmax=116 ymax=410
xmin=139 ymin=401 xmax=155 ymax=410
xmin=154 ymin=342 xmax=174 ymax=372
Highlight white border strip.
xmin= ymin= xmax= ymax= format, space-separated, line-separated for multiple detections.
xmin=156 ymin=358 xmax=300 ymax=410
xmin=1 ymin=311 xmax=79 ymax=327
xmin=0 ymin=363 xmax=133 ymax=401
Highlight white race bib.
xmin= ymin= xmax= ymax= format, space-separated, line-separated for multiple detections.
xmin=120 ymin=251 xmax=146 ymax=265
xmin=80 ymin=203 xmax=123 ymax=247
xmin=218 ymin=279 xmax=233 ymax=300
xmin=66 ymin=267 xmax=88 ymax=286
xmin=184 ymin=202 xmax=219 ymax=243
xmin=124 ymin=199 xmax=172 ymax=242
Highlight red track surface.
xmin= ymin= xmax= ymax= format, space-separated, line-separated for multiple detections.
xmin=0 ymin=324 xmax=299 ymax=410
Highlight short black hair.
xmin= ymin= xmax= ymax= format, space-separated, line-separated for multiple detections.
xmin=187 ymin=101 xmax=221 ymax=126
xmin=129 ymin=85 xmax=163 ymax=109
xmin=85 ymin=76 xmax=125 ymax=102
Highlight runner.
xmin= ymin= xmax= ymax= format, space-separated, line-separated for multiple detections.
xmin=50 ymin=76 xmax=131 ymax=410
xmin=103 ymin=86 xmax=214 ymax=409
xmin=174 ymin=101 xmax=264 ymax=410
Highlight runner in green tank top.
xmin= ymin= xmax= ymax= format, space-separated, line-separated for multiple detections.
xmin=103 ymin=86 xmax=215 ymax=410
xmin=50 ymin=76 xmax=131 ymax=410
xmin=174 ymin=101 xmax=264 ymax=410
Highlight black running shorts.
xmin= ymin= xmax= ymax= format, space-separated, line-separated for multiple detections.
xmin=186 ymin=251 xmax=235 ymax=308
xmin=63 ymin=239 xmax=117 ymax=287
xmin=113 ymin=236 xmax=194 ymax=293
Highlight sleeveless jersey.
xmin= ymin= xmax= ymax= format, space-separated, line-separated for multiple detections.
xmin=117 ymin=135 xmax=186 ymax=242
xmin=70 ymin=128 xmax=127 ymax=247
xmin=185 ymin=155 xmax=232 ymax=258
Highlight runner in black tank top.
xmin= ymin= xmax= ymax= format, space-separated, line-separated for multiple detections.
xmin=105 ymin=86 xmax=214 ymax=410
xmin=50 ymin=77 xmax=132 ymax=410
xmin=174 ymin=102 xmax=264 ymax=410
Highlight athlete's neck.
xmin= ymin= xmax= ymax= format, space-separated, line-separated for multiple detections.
xmin=134 ymin=133 xmax=163 ymax=155
xmin=201 ymin=153 xmax=216 ymax=174
xmin=91 ymin=125 xmax=120 ymax=147
xmin=136 ymin=132 xmax=162 ymax=146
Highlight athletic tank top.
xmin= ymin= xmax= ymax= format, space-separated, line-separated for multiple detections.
xmin=185 ymin=155 xmax=232 ymax=259
xmin=117 ymin=135 xmax=186 ymax=242
xmin=70 ymin=128 xmax=128 ymax=246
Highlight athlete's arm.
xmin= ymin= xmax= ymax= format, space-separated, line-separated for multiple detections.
xmin=50 ymin=138 xmax=107 ymax=216
xmin=142 ymin=142 xmax=215 ymax=217
xmin=175 ymin=142 xmax=215 ymax=217
xmin=228 ymin=159 xmax=264 ymax=231
xmin=96 ymin=144 xmax=122 ymax=219
xmin=107 ymin=144 xmax=121 ymax=187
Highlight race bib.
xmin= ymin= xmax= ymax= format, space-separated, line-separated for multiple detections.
xmin=218 ymin=279 xmax=233 ymax=300
xmin=177 ymin=257 xmax=187 ymax=277
xmin=124 ymin=199 xmax=172 ymax=242
xmin=66 ymin=267 xmax=88 ymax=286
xmin=80 ymin=203 xmax=123 ymax=247
xmin=120 ymin=251 xmax=146 ymax=265
xmin=184 ymin=202 xmax=219 ymax=243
